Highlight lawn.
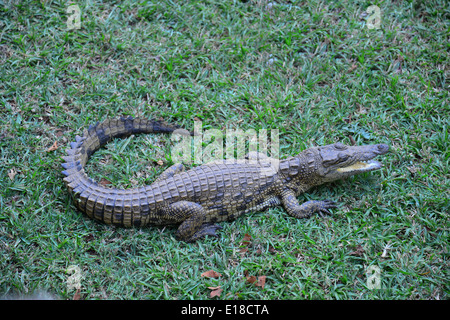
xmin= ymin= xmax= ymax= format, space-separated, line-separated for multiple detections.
xmin=0 ymin=0 xmax=448 ymax=300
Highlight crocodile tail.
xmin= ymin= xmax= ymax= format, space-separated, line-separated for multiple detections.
xmin=61 ymin=117 xmax=185 ymax=227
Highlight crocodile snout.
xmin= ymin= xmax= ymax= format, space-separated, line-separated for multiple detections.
xmin=376 ymin=144 xmax=389 ymax=155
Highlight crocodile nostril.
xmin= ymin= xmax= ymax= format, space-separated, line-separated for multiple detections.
xmin=377 ymin=144 xmax=389 ymax=153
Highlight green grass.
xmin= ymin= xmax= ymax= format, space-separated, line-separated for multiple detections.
xmin=0 ymin=0 xmax=448 ymax=300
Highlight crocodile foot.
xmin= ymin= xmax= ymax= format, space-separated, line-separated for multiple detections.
xmin=315 ymin=199 xmax=338 ymax=217
xmin=184 ymin=223 xmax=223 ymax=242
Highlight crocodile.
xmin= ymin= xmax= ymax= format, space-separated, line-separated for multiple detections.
xmin=62 ymin=117 xmax=389 ymax=242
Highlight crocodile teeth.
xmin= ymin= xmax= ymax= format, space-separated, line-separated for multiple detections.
xmin=337 ymin=160 xmax=382 ymax=173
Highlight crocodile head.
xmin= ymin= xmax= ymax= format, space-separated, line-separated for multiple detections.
xmin=316 ymin=142 xmax=389 ymax=182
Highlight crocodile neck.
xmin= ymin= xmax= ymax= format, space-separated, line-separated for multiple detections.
xmin=277 ymin=149 xmax=322 ymax=195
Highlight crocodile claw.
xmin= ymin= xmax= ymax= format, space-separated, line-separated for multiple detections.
xmin=186 ymin=223 xmax=223 ymax=242
xmin=318 ymin=199 xmax=338 ymax=217
xmin=200 ymin=223 xmax=223 ymax=237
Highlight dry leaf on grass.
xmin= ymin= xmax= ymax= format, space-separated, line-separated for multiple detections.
xmin=46 ymin=141 xmax=58 ymax=152
xmin=99 ymin=178 xmax=112 ymax=186
xmin=245 ymin=274 xmax=267 ymax=289
xmin=239 ymin=247 xmax=249 ymax=255
xmin=208 ymin=286 xmax=223 ymax=298
xmin=201 ymin=270 xmax=222 ymax=278
xmin=239 ymin=233 xmax=252 ymax=256
xmin=73 ymin=288 xmax=81 ymax=300
xmin=241 ymin=233 xmax=252 ymax=246
xmin=256 ymin=276 xmax=266 ymax=289
xmin=246 ymin=275 xmax=257 ymax=284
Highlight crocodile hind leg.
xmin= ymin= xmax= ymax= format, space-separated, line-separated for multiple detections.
xmin=281 ymin=189 xmax=337 ymax=218
xmin=164 ymin=201 xmax=222 ymax=242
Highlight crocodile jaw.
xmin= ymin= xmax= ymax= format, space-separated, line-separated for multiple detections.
xmin=337 ymin=160 xmax=382 ymax=173
xmin=315 ymin=143 xmax=389 ymax=183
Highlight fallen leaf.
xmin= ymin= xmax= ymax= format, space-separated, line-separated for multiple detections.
xmin=241 ymin=233 xmax=252 ymax=246
xmin=99 ymin=178 xmax=112 ymax=186
xmin=46 ymin=141 xmax=58 ymax=152
xmin=157 ymin=160 xmax=164 ymax=166
xmin=8 ymin=169 xmax=17 ymax=180
xmin=201 ymin=270 xmax=222 ymax=278
xmin=239 ymin=247 xmax=249 ymax=255
xmin=256 ymin=276 xmax=266 ymax=289
xmin=208 ymin=286 xmax=223 ymax=298
xmin=73 ymin=288 xmax=81 ymax=300
xmin=246 ymin=275 xmax=257 ymax=284
xmin=268 ymin=246 xmax=276 ymax=254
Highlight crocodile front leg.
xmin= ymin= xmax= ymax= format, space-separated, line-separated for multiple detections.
xmin=163 ymin=201 xmax=222 ymax=242
xmin=280 ymin=189 xmax=337 ymax=218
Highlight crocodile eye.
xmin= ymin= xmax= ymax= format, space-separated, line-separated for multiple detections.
xmin=339 ymin=154 xmax=350 ymax=162
xmin=335 ymin=143 xmax=346 ymax=150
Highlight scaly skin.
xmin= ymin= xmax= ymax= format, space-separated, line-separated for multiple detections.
xmin=62 ymin=117 xmax=389 ymax=242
